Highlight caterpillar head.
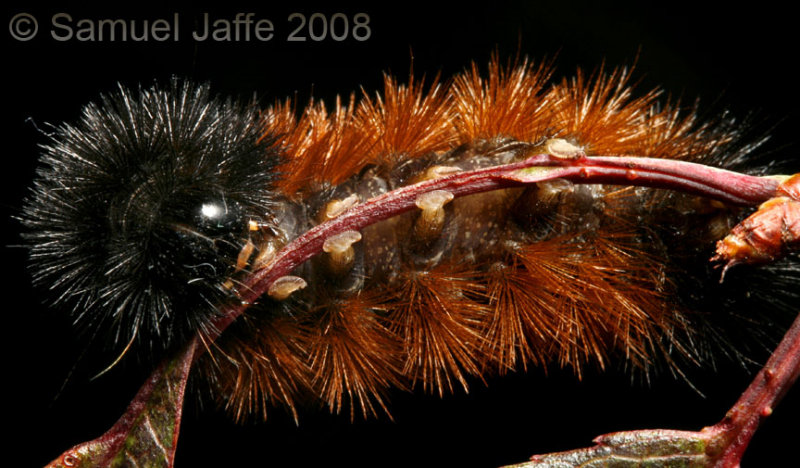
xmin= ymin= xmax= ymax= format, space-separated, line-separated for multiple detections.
xmin=22 ymin=79 xmax=282 ymax=354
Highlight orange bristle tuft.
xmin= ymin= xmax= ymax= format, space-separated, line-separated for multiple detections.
xmin=355 ymin=73 xmax=456 ymax=164
xmin=451 ymin=57 xmax=553 ymax=143
xmin=385 ymin=264 xmax=490 ymax=396
xmin=303 ymin=293 xmax=405 ymax=419
xmin=210 ymin=313 xmax=312 ymax=423
xmin=275 ymin=95 xmax=374 ymax=197
xmin=481 ymin=253 xmax=561 ymax=373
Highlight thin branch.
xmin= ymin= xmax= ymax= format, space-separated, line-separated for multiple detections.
xmin=706 ymin=307 xmax=800 ymax=466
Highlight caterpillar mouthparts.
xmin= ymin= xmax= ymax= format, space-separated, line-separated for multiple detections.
xmin=22 ymin=59 xmax=799 ymax=426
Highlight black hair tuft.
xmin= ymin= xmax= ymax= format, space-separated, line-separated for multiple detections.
xmin=21 ymin=78 xmax=283 ymax=355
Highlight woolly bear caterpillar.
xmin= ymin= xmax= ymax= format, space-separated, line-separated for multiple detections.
xmin=21 ymin=58 xmax=800 ymax=467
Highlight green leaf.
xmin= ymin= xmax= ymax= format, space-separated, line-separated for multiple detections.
xmin=505 ymin=429 xmax=716 ymax=468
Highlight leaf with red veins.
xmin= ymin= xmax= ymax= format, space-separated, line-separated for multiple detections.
xmin=45 ymin=340 xmax=197 ymax=468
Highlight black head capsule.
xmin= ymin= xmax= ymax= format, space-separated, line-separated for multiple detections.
xmin=170 ymin=196 xmax=248 ymax=276
xmin=21 ymin=79 xmax=284 ymax=354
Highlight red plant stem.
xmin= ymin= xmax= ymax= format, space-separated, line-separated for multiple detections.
xmin=584 ymin=156 xmax=777 ymax=205
xmin=203 ymin=153 xmax=781 ymax=344
xmin=708 ymin=309 xmax=800 ymax=467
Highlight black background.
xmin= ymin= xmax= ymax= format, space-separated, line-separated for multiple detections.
xmin=4 ymin=1 xmax=799 ymax=467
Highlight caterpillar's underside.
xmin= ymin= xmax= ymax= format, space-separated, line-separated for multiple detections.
xmin=200 ymin=59 xmax=765 ymax=421
xmin=24 ymin=57 xmax=790 ymax=425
